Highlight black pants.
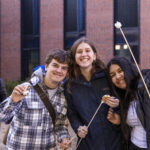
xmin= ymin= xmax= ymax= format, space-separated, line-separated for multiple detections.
xmin=129 ymin=142 xmax=147 ymax=150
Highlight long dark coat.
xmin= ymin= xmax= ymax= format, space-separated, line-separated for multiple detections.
xmin=64 ymin=71 xmax=122 ymax=150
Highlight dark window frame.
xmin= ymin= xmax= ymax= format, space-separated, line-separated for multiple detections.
xmin=21 ymin=0 xmax=40 ymax=80
xmin=114 ymin=0 xmax=140 ymax=63
xmin=64 ymin=0 xmax=86 ymax=50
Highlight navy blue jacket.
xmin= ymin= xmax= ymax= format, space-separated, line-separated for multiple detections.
xmin=64 ymin=71 xmax=121 ymax=150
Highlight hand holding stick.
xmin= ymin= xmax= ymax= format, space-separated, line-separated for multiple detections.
xmin=76 ymin=95 xmax=108 ymax=149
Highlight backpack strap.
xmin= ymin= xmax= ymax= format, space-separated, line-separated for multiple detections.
xmin=32 ymin=83 xmax=56 ymax=125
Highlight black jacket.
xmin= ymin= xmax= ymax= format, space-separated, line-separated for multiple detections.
xmin=136 ymin=69 xmax=150 ymax=150
xmin=64 ymin=71 xmax=121 ymax=150
xmin=0 ymin=78 xmax=7 ymax=103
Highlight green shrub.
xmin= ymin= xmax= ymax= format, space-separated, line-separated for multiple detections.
xmin=5 ymin=80 xmax=23 ymax=95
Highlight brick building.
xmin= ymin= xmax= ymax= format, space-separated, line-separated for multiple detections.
xmin=0 ymin=0 xmax=150 ymax=81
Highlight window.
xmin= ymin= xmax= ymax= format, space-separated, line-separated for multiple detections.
xmin=21 ymin=0 xmax=40 ymax=80
xmin=114 ymin=0 xmax=138 ymax=27
xmin=64 ymin=0 xmax=85 ymax=50
xmin=114 ymin=0 xmax=140 ymax=63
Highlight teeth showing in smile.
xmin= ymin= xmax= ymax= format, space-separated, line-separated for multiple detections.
xmin=80 ymin=57 xmax=89 ymax=62
xmin=118 ymin=79 xmax=124 ymax=84
xmin=81 ymin=59 xmax=88 ymax=62
xmin=54 ymin=73 xmax=62 ymax=77
xmin=116 ymin=79 xmax=126 ymax=88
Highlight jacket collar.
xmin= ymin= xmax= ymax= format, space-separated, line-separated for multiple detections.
xmin=72 ymin=70 xmax=105 ymax=84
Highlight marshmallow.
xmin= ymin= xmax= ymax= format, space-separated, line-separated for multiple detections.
xmin=115 ymin=21 xmax=122 ymax=29
xmin=23 ymin=91 xmax=29 ymax=96
xmin=102 ymin=95 xmax=110 ymax=102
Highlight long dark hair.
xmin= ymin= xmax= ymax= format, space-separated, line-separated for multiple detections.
xmin=107 ymin=57 xmax=139 ymax=141
xmin=67 ymin=37 xmax=106 ymax=91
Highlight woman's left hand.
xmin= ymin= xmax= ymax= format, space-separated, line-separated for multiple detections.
xmin=107 ymin=108 xmax=120 ymax=125
xmin=104 ymin=96 xmax=119 ymax=108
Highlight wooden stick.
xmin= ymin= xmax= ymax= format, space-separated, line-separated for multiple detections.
xmin=76 ymin=101 xmax=104 ymax=149
xmin=70 ymin=135 xmax=76 ymax=142
xmin=119 ymin=27 xmax=150 ymax=98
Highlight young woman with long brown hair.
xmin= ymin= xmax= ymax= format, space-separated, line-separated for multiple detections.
xmin=64 ymin=37 xmax=122 ymax=150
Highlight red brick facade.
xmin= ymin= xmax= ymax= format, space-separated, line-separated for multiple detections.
xmin=40 ymin=0 xmax=64 ymax=65
xmin=0 ymin=0 xmax=21 ymax=80
xmin=86 ymin=0 xmax=114 ymax=64
xmin=140 ymin=0 xmax=150 ymax=69
xmin=0 ymin=0 xmax=150 ymax=80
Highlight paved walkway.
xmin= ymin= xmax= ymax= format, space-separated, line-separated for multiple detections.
xmin=0 ymin=123 xmax=77 ymax=150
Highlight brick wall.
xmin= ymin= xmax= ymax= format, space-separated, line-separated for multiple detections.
xmin=0 ymin=0 xmax=21 ymax=80
xmin=40 ymin=0 xmax=64 ymax=64
xmin=140 ymin=0 xmax=150 ymax=69
xmin=0 ymin=0 xmax=150 ymax=80
xmin=86 ymin=0 xmax=114 ymax=64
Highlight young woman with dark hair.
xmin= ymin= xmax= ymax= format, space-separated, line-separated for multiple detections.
xmin=107 ymin=57 xmax=150 ymax=150
xmin=64 ymin=37 xmax=122 ymax=150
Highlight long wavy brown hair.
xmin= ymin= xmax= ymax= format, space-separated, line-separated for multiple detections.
xmin=67 ymin=37 xmax=106 ymax=92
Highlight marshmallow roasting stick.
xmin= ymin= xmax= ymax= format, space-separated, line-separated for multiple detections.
xmin=76 ymin=95 xmax=110 ymax=149
xmin=115 ymin=21 xmax=150 ymax=98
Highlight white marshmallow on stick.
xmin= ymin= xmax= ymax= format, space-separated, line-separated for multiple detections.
xmin=114 ymin=21 xmax=150 ymax=98
xmin=102 ymin=95 xmax=110 ymax=103
xmin=114 ymin=21 xmax=122 ymax=29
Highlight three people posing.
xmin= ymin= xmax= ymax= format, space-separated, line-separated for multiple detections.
xmin=1 ymin=37 xmax=149 ymax=150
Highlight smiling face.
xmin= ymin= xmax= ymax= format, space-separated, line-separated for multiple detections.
xmin=75 ymin=42 xmax=96 ymax=71
xmin=109 ymin=64 xmax=127 ymax=89
xmin=44 ymin=59 xmax=68 ymax=88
